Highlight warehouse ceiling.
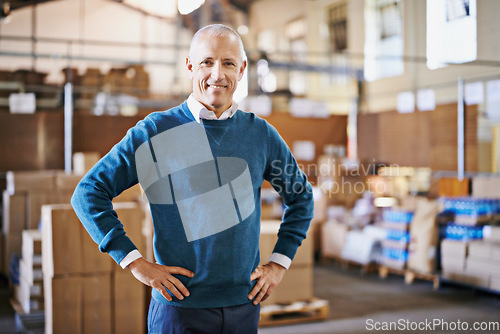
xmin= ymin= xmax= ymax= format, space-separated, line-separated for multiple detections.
xmin=1 ymin=0 xmax=255 ymax=32
xmin=2 ymin=0 xmax=256 ymax=14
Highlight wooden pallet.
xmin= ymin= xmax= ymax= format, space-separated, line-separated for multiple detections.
xmin=259 ymin=298 xmax=330 ymax=327
xmin=378 ymin=266 xmax=440 ymax=290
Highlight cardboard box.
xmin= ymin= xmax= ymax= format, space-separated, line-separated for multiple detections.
xmin=437 ymin=177 xmax=469 ymax=197
xmin=78 ymin=202 xmax=114 ymax=274
xmin=44 ymin=275 xmax=82 ymax=334
xmin=28 ymin=192 xmax=57 ymax=230
xmin=73 ymin=152 xmax=100 ymax=176
xmin=113 ymin=202 xmax=146 ymax=252
xmin=42 ymin=204 xmax=83 ymax=277
xmin=321 ymin=221 xmax=348 ymax=258
xmin=441 ymin=239 xmax=469 ymax=258
xmin=80 ymin=229 xmax=113 ymax=274
xmin=2 ymin=191 xmax=27 ymax=275
xmin=468 ymin=241 xmax=500 ymax=259
xmin=261 ymin=265 xmax=313 ymax=305
xmin=260 ymin=220 xmax=313 ymax=267
xmin=465 ymin=257 xmax=500 ymax=276
xmin=114 ymin=184 xmax=143 ymax=203
xmin=2 ymin=190 xmax=26 ymax=236
xmin=6 ymin=170 xmax=56 ymax=195
xmin=54 ymin=172 xmax=82 ymax=204
xmin=82 ymin=273 xmax=112 ymax=334
xmin=441 ymin=255 xmax=466 ymax=272
xmin=114 ymin=271 xmax=146 ymax=334
xmin=472 ymin=177 xmax=500 ymax=199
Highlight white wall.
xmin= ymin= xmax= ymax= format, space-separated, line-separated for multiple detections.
xmin=0 ymin=0 xmax=193 ymax=95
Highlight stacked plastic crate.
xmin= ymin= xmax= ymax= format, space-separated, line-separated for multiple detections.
xmin=381 ymin=209 xmax=414 ymax=270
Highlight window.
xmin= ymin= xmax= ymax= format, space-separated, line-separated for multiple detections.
xmin=364 ymin=0 xmax=404 ymax=81
xmin=328 ymin=2 xmax=348 ymax=52
xmin=379 ymin=1 xmax=402 ymax=39
xmin=446 ymin=0 xmax=470 ymax=21
xmin=426 ymin=0 xmax=476 ymax=69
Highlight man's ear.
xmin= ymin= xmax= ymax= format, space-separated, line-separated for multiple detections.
xmin=238 ymin=60 xmax=247 ymax=81
xmin=186 ymin=57 xmax=194 ymax=79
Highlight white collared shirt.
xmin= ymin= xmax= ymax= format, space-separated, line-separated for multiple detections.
xmin=119 ymin=96 xmax=291 ymax=270
xmin=187 ymin=94 xmax=238 ymax=123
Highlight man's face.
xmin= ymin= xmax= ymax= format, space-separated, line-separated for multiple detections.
xmin=186 ymin=33 xmax=247 ymax=115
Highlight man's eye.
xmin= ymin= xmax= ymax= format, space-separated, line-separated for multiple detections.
xmin=202 ymin=60 xmax=213 ymax=65
xmin=225 ymin=62 xmax=235 ymax=66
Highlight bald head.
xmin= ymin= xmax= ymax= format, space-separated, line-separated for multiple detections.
xmin=189 ymin=24 xmax=246 ymax=63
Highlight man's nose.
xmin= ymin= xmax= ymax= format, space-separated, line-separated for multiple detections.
xmin=211 ymin=62 xmax=223 ymax=80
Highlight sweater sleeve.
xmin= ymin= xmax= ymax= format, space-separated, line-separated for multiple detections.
xmin=263 ymin=123 xmax=314 ymax=262
xmin=71 ymin=118 xmax=153 ymax=265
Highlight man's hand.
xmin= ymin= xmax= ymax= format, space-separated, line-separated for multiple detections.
xmin=128 ymin=257 xmax=194 ymax=302
xmin=248 ymin=262 xmax=286 ymax=305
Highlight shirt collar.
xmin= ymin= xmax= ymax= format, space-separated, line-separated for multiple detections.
xmin=187 ymin=94 xmax=238 ymax=123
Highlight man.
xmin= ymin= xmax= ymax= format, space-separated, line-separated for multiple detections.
xmin=72 ymin=24 xmax=313 ymax=334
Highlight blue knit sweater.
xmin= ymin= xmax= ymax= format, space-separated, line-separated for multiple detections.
xmin=71 ymin=101 xmax=314 ymax=308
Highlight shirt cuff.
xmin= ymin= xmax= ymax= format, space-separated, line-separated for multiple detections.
xmin=268 ymin=252 xmax=292 ymax=270
xmin=119 ymin=249 xmax=143 ymax=269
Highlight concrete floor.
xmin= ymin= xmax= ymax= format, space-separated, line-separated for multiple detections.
xmin=260 ymin=263 xmax=500 ymax=334
xmin=1 ymin=264 xmax=499 ymax=334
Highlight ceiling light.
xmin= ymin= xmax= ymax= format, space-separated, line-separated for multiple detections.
xmin=178 ymin=0 xmax=205 ymax=15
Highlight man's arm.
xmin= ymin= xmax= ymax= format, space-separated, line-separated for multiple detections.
xmin=71 ymin=118 xmax=193 ymax=299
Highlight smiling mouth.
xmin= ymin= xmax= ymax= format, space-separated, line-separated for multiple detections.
xmin=207 ymin=84 xmax=227 ymax=89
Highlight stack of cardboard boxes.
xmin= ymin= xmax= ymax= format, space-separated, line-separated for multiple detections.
xmin=2 ymin=171 xmax=58 ymax=278
xmin=42 ymin=203 xmax=147 ymax=334
xmin=1 ymin=152 xmax=151 ymax=333
xmin=259 ymin=220 xmax=314 ymax=305
xmin=441 ymin=226 xmax=500 ymax=291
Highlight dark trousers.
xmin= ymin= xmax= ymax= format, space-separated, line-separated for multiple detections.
xmin=148 ymin=298 xmax=260 ymax=334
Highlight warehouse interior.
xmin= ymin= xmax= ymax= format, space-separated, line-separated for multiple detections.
xmin=1 ymin=0 xmax=500 ymax=333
